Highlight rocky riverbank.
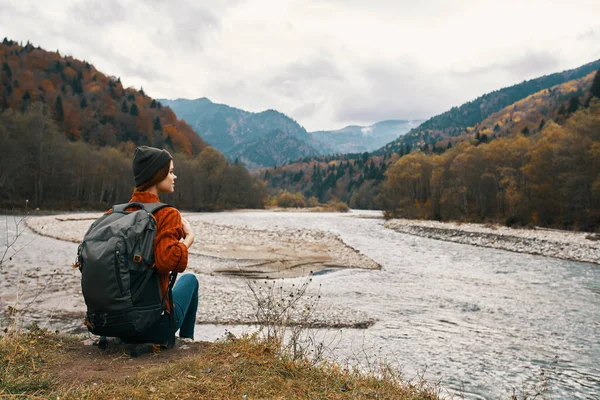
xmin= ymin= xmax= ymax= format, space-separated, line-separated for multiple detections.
xmin=385 ymin=219 xmax=600 ymax=265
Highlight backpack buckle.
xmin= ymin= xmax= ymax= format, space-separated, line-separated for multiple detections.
xmin=133 ymin=255 xmax=142 ymax=263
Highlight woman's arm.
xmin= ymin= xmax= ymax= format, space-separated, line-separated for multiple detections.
xmin=153 ymin=207 xmax=188 ymax=274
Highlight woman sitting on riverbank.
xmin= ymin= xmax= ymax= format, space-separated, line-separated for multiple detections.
xmin=128 ymin=145 xmax=199 ymax=341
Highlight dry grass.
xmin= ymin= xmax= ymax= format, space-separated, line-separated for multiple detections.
xmin=0 ymin=327 xmax=441 ymax=400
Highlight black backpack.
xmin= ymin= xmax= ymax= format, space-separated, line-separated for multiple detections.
xmin=77 ymin=202 xmax=177 ymax=347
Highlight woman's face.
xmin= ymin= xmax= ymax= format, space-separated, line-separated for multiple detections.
xmin=157 ymin=161 xmax=177 ymax=193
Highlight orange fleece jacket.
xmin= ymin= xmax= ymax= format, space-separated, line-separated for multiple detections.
xmin=125 ymin=192 xmax=188 ymax=311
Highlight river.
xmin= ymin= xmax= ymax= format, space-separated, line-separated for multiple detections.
xmin=1 ymin=210 xmax=599 ymax=399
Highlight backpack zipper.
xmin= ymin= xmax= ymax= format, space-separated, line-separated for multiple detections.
xmin=115 ymin=250 xmax=125 ymax=294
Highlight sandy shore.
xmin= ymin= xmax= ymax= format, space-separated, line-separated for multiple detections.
xmin=385 ymin=219 xmax=600 ymax=265
xmin=25 ymin=213 xmax=382 ymax=278
xmin=1 ymin=212 xmax=380 ymax=332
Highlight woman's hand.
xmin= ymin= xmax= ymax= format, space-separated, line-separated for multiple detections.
xmin=181 ymin=217 xmax=195 ymax=249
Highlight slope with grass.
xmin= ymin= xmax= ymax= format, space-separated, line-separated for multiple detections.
xmin=0 ymin=328 xmax=440 ymax=399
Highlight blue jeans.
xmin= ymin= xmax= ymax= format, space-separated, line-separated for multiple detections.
xmin=172 ymin=274 xmax=199 ymax=339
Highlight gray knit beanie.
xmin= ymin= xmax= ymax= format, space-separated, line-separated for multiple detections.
xmin=132 ymin=146 xmax=173 ymax=186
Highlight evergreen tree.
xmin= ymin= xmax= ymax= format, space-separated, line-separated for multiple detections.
xmin=20 ymin=90 xmax=31 ymax=110
xmin=130 ymin=103 xmax=139 ymax=116
xmin=71 ymin=71 xmax=84 ymax=94
xmin=591 ymin=68 xmax=600 ymax=99
xmin=150 ymin=99 xmax=156 ymax=108
xmin=538 ymin=119 xmax=545 ymax=131
xmin=165 ymin=134 xmax=173 ymax=148
xmin=567 ymin=96 xmax=580 ymax=114
xmin=153 ymin=116 xmax=162 ymax=131
xmin=521 ymin=126 xmax=530 ymax=136
xmin=121 ymin=100 xmax=129 ymax=113
xmin=55 ymin=96 xmax=64 ymax=122
xmin=1 ymin=62 xmax=11 ymax=79
xmin=80 ymin=96 xmax=88 ymax=109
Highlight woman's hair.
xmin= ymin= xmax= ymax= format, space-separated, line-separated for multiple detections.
xmin=134 ymin=160 xmax=171 ymax=192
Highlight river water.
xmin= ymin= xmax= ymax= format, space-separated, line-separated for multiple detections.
xmin=188 ymin=211 xmax=600 ymax=400
xmin=1 ymin=210 xmax=599 ymax=399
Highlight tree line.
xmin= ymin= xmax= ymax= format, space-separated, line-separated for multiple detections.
xmin=0 ymin=103 xmax=266 ymax=211
xmin=381 ymin=102 xmax=600 ymax=231
xmin=263 ymin=151 xmax=391 ymax=209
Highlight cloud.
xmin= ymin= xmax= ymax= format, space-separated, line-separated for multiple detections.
xmin=333 ymin=61 xmax=450 ymax=125
xmin=266 ymin=55 xmax=345 ymax=93
xmin=291 ymin=101 xmax=320 ymax=120
xmin=68 ymin=0 xmax=127 ymax=27
xmin=449 ymin=51 xmax=561 ymax=81
xmin=1 ymin=0 xmax=599 ymax=131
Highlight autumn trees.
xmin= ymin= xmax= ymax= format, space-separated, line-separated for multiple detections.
xmin=0 ymin=40 xmax=265 ymax=211
xmin=0 ymin=40 xmax=206 ymax=157
xmin=381 ymin=103 xmax=600 ymax=231
xmin=0 ymin=104 xmax=266 ymax=211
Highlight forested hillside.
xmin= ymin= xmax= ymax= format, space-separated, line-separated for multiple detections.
xmin=161 ymin=98 xmax=321 ymax=168
xmin=381 ymin=99 xmax=600 ymax=231
xmin=377 ymin=58 xmax=600 ymax=155
xmin=262 ymin=67 xmax=600 ymax=231
xmin=0 ymin=39 xmax=206 ymax=154
xmin=0 ymin=39 xmax=266 ymax=210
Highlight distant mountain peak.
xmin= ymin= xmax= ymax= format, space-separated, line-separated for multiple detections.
xmin=310 ymin=120 xmax=423 ymax=154
xmin=162 ymin=99 xmax=318 ymax=168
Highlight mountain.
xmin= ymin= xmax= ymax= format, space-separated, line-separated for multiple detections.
xmin=376 ymin=58 xmax=600 ymax=154
xmin=309 ymin=119 xmax=423 ymax=154
xmin=261 ymin=63 xmax=600 ymax=214
xmin=160 ymin=98 xmax=321 ymax=168
xmin=0 ymin=39 xmax=207 ymax=155
xmin=460 ymin=70 xmax=597 ymax=142
xmin=0 ymin=39 xmax=265 ymax=211
xmin=230 ymin=129 xmax=320 ymax=169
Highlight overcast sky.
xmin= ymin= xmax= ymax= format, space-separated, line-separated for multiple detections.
xmin=1 ymin=0 xmax=599 ymax=131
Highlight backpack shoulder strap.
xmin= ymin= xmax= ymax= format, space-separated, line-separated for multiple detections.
xmin=144 ymin=202 xmax=171 ymax=215
xmin=112 ymin=202 xmax=171 ymax=214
